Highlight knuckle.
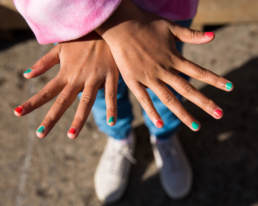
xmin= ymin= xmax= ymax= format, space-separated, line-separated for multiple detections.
xmin=196 ymin=67 xmax=207 ymax=79
xmin=170 ymin=55 xmax=181 ymax=67
xmin=38 ymin=89 xmax=51 ymax=99
xmin=37 ymin=57 xmax=47 ymax=68
xmin=106 ymin=91 xmax=116 ymax=99
xmin=159 ymin=66 xmax=169 ymax=76
xmin=52 ymin=53 xmax=60 ymax=65
xmin=27 ymin=101 xmax=34 ymax=109
xmin=107 ymin=107 xmax=116 ymax=113
xmin=74 ymin=115 xmax=84 ymax=122
xmin=164 ymin=94 xmax=176 ymax=106
xmin=80 ymin=95 xmax=92 ymax=105
xmin=139 ymin=97 xmax=152 ymax=106
xmin=143 ymin=71 xmax=154 ymax=82
xmin=202 ymin=99 xmax=213 ymax=109
xmin=147 ymin=109 xmax=156 ymax=117
xmin=190 ymin=29 xmax=198 ymax=40
xmin=215 ymin=76 xmax=223 ymax=86
xmin=89 ymin=67 xmax=101 ymax=77
xmin=67 ymin=80 xmax=80 ymax=89
xmin=56 ymin=94 xmax=69 ymax=105
xmin=180 ymin=112 xmax=189 ymax=121
xmin=45 ymin=115 xmax=55 ymax=123
xmin=182 ymin=85 xmax=195 ymax=96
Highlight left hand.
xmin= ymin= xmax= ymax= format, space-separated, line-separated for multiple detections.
xmin=95 ymin=0 xmax=233 ymax=131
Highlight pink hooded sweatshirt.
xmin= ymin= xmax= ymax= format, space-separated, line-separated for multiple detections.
xmin=13 ymin=0 xmax=199 ymax=44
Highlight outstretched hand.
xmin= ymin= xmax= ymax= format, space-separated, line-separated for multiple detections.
xmin=96 ymin=0 xmax=233 ymax=131
xmin=14 ymin=32 xmax=119 ymax=139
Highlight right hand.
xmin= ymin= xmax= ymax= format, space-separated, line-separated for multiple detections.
xmin=95 ymin=0 xmax=233 ymax=131
xmin=14 ymin=32 xmax=119 ymax=139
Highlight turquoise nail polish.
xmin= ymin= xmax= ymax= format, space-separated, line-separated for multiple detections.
xmin=191 ymin=122 xmax=199 ymax=130
xmin=108 ymin=116 xmax=115 ymax=124
xmin=225 ymin=82 xmax=232 ymax=90
xmin=24 ymin=68 xmax=32 ymax=74
xmin=37 ymin=126 xmax=45 ymax=133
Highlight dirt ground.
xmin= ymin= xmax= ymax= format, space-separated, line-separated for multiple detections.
xmin=1 ymin=23 xmax=258 ymax=206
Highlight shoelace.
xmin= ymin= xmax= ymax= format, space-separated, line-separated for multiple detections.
xmin=108 ymin=145 xmax=136 ymax=176
xmin=157 ymin=141 xmax=181 ymax=172
xmin=118 ymin=145 xmax=137 ymax=164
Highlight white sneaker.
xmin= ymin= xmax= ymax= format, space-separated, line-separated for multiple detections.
xmin=94 ymin=132 xmax=136 ymax=203
xmin=151 ymin=134 xmax=192 ymax=199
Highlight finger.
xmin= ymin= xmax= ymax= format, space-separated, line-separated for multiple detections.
xmin=23 ymin=45 xmax=61 ymax=79
xmin=68 ymin=79 xmax=99 ymax=139
xmin=149 ymin=81 xmax=200 ymax=131
xmin=36 ymin=85 xmax=79 ymax=138
xmin=128 ymin=81 xmax=164 ymax=128
xmin=175 ymin=58 xmax=234 ymax=92
xmin=14 ymin=76 xmax=65 ymax=117
xmin=162 ymin=72 xmax=223 ymax=119
xmin=105 ymin=73 xmax=118 ymax=126
xmin=169 ymin=22 xmax=215 ymax=44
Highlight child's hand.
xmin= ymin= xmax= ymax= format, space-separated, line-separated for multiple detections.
xmin=14 ymin=32 xmax=119 ymax=139
xmin=95 ymin=0 xmax=233 ymax=131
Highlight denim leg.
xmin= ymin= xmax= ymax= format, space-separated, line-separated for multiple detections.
xmin=78 ymin=74 xmax=133 ymax=140
xmin=142 ymin=19 xmax=192 ymax=140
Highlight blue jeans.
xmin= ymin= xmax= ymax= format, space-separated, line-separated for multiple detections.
xmin=79 ymin=19 xmax=192 ymax=140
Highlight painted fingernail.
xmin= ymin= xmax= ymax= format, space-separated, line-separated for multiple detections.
xmin=191 ymin=122 xmax=199 ymax=130
xmin=157 ymin=120 xmax=163 ymax=128
xmin=68 ymin=127 xmax=76 ymax=134
xmin=225 ymin=82 xmax=233 ymax=90
xmin=37 ymin=126 xmax=45 ymax=133
xmin=214 ymin=109 xmax=222 ymax=118
xmin=14 ymin=106 xmax=23 ymax=114
xmin=24 ymin=68 xmax=32 ymax=74
xmin=108 ymin=116 xmax=115 ymax=124
xmin=205 ymin=32 xmax=215 ymax=38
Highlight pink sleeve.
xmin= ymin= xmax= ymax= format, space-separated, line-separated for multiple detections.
xmin=13 ymin=0 xmax=122 ymax=44
xmin=132 ymin=0 xmax=199 ymax=21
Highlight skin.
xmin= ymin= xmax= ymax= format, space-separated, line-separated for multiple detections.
xmin=14 ymin=32 xmax=119 ymax=139
xmin=15 ymin=0 xmax=234 ymax=138
xmin=95 ymin=0 xmax=234 ymax=131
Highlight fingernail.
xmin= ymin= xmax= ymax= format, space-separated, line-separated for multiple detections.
xmin=37 ymin=126 xmax=45 ymax=133
xmin=205 ymin=32 xmax=214 ymax=38
xmin=191 ymin=122 xmax=199 ymax=130
xmin=108 ymin=116 xmax=115 ymax=124
xmin=214 ymin=109 xmax=222 ymax=118
xmin=225 ymin=82 xmax=233 ymax=90
xmin=68 ymin=127 xmax=76 ymax=134
xmin=24 ymin=68 xmax=32 ymax=74
xmin=157 ymin=120 xmax=163 ymax=128
xmin=14 ymin=106 xmax=23 ymax=113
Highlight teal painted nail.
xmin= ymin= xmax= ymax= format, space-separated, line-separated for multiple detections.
xmin=37 ymin=126 xmax=45 ymax=133
xmin=225 ymin=82 xmax=232 ymax=90
xmin=191 ymin=122 xmax=199 ymax=130
xmin=108 ymin=116 xmax=115 ymax=124
xmin=24 ymin=68 xmax=32 ymax=74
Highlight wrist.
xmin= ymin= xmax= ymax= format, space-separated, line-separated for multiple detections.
xmin=95 ymin=0 xmax=143 ymax=42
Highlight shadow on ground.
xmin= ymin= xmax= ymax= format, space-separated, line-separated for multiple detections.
xmin=0 ymin=29 xmax=35 ymax=51
xmin=104 ymin=57 xmax=258 ymax=206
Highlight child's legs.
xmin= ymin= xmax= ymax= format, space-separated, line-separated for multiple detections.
xmin=79 ymin=74 xmax=133 ymax=140
xmin=143 ymin=19 xmax=192 ymax=140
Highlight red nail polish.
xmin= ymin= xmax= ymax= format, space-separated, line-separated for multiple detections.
xmin=205 ymin=32 xmax=215 ymax=38
xmin=15 ymin=106 xmax=23 ymax=113
xmin=214 ymin=109 xmax=222 ymax=117
xmin=68 ymin=128 xmax=76 ymax=134
xmin=157 ymin=120 xmax=163 ymax=128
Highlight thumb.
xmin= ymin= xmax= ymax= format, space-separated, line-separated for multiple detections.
xmin=23 ymin=44 xmax=61 ymax=79
xmin=170 ymin=22 xmax=215 ymax=44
